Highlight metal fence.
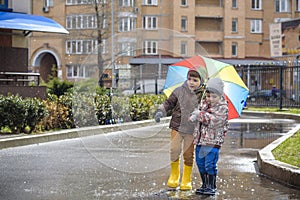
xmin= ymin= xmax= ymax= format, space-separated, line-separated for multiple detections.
xmin=236 ymin=65 xmax=300 ymax=109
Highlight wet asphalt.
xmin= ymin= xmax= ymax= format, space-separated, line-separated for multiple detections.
xmin=0 ymin=114 xmax=299 ymax=200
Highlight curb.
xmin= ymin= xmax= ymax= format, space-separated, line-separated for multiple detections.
xmin=244 ymin=111 xmax=300 ymax=189
xmin=0 ymin=117 xmax=170 ymax=150
xmin=257 ymin=124 xmax=300 ymax=189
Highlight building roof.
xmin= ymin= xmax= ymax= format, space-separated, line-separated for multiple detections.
xmin=129 ymin=56 xmax=183 ymax=65
xmin=217 ymin=58 xmax=285 ymax=66
xmin=281 ymin=18 xmax=300 ymax=31
xmin=130 ymin=56 xmax=285 ymax=66
xmin=0 ymin=11 xmax=68 ymax=35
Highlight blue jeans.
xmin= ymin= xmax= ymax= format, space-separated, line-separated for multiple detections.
xmin=195 ymin=145 xmax=219 ymax=175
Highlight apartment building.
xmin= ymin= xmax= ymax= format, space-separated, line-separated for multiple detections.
xmin=0 ymin=0 xmax=68 ymax=98
xmin=29 ymin=0 xmax=300 ymax=90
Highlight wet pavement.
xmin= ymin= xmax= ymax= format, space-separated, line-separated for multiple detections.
xmin=0 ymin=114 xmax=300 ymax=199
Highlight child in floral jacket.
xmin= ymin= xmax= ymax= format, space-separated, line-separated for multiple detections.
xmin=189 ymin=77 xmax=229 ymax=196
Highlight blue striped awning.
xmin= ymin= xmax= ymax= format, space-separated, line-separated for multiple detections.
xmin=0 ymin=11 xmax=68 ymax=34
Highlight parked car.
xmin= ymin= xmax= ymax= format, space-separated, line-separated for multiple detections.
xmin=248 ymin=89 xmax=285 ymax=102
xmin=248 ymin=90 xmax=272 ymax=101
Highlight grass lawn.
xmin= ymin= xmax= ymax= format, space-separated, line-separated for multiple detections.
xmin=272 ymin=131 xmax=300 ymax=168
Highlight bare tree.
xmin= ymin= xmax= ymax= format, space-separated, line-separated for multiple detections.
xmin=67 ymin=0 xmax=136 ymax=89
xmin=93 ymin=0 xmax=110 ymax=87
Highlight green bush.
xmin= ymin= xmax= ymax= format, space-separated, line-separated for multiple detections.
xmin=111 ymin=96 xmax=131 ymax=123
xmin=38 ymin=94 xmax=75 ymax=131
xmin=44 ymin=77 xmax=74 ymax=98
xmin=0 ymin=94 xmax=25 ymax=133
xmin=129 ymin=94 xmax=166 ymax=121
xmin=72 ymin=91 xmax=98 ymax=127
xmin=94 ymin=94 xmax=166 ymax=124
xmin=22 ymin=97 xmax=48 ymax=133
xmin=94 ymin=94 xmax=112 ymax=125
xmin=0 ymin=94 xmax=47 ymax=134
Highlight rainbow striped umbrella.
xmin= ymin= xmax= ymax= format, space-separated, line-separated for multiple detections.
xmin=163 ymin=55 xmax=249 ymax=120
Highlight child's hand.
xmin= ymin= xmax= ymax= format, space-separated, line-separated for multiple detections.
xmin=154 ymin=111 xmax=163 ymax=123
xmin=189 ymin=114 xmax=197 ymax=122
xmin=189 ymin=110 xmax=200 ymax=122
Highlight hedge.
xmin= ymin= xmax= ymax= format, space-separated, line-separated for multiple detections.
xmin=0 ymin=93 xmax=166 ymax=134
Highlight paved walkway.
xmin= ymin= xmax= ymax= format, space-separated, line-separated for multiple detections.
xmin=0 ymin=112 xmax=300 ymax=199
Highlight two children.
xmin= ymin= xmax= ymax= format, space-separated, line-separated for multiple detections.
xmin=189 ymin=77 xmax=229 ymax=195
xmin=155 ymin=71 xmax=228 ymax=195
xmin=154 ymin=70 xmax=205 ymax=190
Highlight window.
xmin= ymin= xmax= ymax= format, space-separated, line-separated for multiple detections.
xmin=119 ymin=17 xmax=136 ymax=32
xmin=232 ymin=18 xmax=238 ymax=32
xmin=143 ymin=16 xmax=157 ymax=30
xmin=119 ymin=0 xmax=135 ymax=7
xmin=82 ymin=40 xmax=93 ymax=54
xmin=45 ymin=0 xmax=54 ymax=7
xmin=0 ymin=0 xmax=9 ymax=10
xmin=66 ymin=39 xmax=100 ymax=54
xmin=181 ymin=42 xmax=187 ymax=56
xmin=181 ymin=0 xmax=187 ymax=6
xmin=232 ymin=42 xmax=237 ymax=57
xmin=250 ymin=19 xmax=262 ymax=33
xmin=66 ymin=0 xmax=106 ymax=5
xmin=83 ymin=15 xmax=96 ymax=28
xmin=66 ymin=15 xmax=103 ymax=29
xmin=275 ymin=0 xmax=290 ymax=12
xmin=66 ymin=65 xmax=96 ymax=78
xmin=181 ymin=17 xmax=188 ymax=31
xmin=251 ymin=0 xmax=262 ymax=10
xmin=142 ymin=0 xmax=158 ymax=5
xmin=118 ymin=42 xmax=136 ymax=56
xmin=102 ymin=18 xmax=107 ymax=29
xmin=232 ymin=0 xmax=237 ymax=8
xmin=296 ymin=0 xmax=300 ymax=11
xmin=99 ymin=40 xmax=107 ymax=54
xmin=143 ymin=41 xmax=157 ymax=55
xmin=66 ymin=0 xmax=88 ymax=5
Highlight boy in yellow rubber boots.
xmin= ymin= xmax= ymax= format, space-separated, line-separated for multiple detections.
xmin=155 ymin=69 xmax=205 ymax=190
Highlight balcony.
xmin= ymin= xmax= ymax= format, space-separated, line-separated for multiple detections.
xmin=196 ymin=41 xmax=223 ymax=57
xmin=195 ymin=5 xmax=223 ymax=19
xmin=195 ymin=30 xmax=223 ymax=42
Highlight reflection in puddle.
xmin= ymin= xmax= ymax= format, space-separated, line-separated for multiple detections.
xmin=228 ymin=118 xmax=297 ymax=149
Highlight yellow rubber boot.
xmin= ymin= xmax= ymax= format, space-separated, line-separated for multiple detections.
xmin=180 ymin=164 xmax=193 ymax=190
xmin=167 ymin=160 xmax=180 ymax=188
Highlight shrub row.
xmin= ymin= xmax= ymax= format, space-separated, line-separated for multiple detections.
xmin=0 ymin=93 xmax=166 ymax=134
xmin=0 ymin=95 xmax=47 ymax=134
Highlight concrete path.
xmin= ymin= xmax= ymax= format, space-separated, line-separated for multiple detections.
xmin=0 ymin=114 xmax=299 ymax=199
